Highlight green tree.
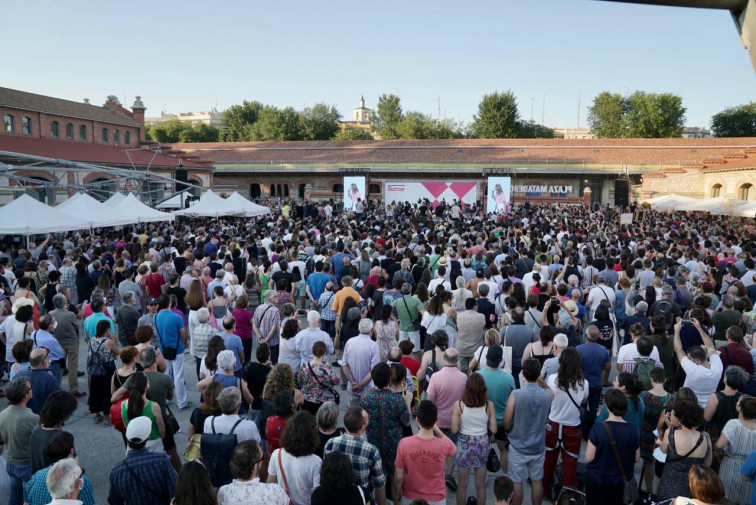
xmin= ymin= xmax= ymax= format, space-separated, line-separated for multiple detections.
xmin=146 ymin=119 xmax=192 ymax=143
xmin=711 ymin=102 xmax=756 ymax=137
xmin=623 ymin=92 xmax=685 ymax=138
xmin=332 ymin=128 xmax=373 ymax=140
xmin=220 ymin=100 xmax=264 ymax=141
xmin=300 ymin=103 xmax=342 ymax=140
xmin=517 ymin=120 xmax=555 ymax=138
xmin=371 ymin=94 xmax=403 ymax=140
xmin=470 ymin=91 xmax=520 ymax=139
xmin=178 ymin=123 xmax=220 ymax=143
xmin=587 ymin=92 xmax=626 ymax=138
xmin=247 ymin=106 xmax=305 ymax=141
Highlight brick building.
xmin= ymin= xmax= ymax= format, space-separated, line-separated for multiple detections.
xmin=0 ymin=87 xmax=213 ymax=205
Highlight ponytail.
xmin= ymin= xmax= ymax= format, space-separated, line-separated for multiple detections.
xmin=126 ymin=371 xmax=148 ymax=422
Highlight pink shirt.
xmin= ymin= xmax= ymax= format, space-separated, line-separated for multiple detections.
xmin=232 ymin=308 xmax=254 ymax=341
xmin=426 ymin=366 xmax=467 ymax=429
xmin=395 ymin=435 xmax=456 ymax=501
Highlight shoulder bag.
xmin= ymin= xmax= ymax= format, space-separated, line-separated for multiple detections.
xmin=602 ymin=422 xmax=639 ymax=505
xmin=277 ymin=449 xmax=295 ymax=505
xmin=402 ymin=295 xmax=426 ymax=343
xmin=307 ymin=362 xmax=340 ymax=405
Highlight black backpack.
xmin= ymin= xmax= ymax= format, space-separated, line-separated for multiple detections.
xmin=200 ymin=417 xmax=243 ymax=487
xmin=654 ymin=300 xmax=675 ymax=330
xmin=291 ymin=265 xmax=302 ymax=282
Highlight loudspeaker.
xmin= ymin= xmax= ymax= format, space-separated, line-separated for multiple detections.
xmin=615 ymin=179 xmax=629 ymax=208
xmin=175 ymin=167 xmax=188 ymax=191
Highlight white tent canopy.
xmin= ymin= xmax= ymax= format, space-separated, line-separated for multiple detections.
xmin=640 ymin=194 xmax=698 ymax=211
xmin=0 ymin=194 xmax=90 ymax=235
xmin=225 ymin=191 xmax=271 ymax=217
xmin=675 ymin=197 xmax=741 ymax=214
xmin=173 ymin=190 xmax=244 ymax=218
xmin=112 ymin=193 xmax=175 ymax=223
xmin=102 ymin=192 xmax=126 ymax=208
xmin=156 ymin=192 xmax=190 ymax=210
xmin=56 ymin=193 xmax=134 ymax=228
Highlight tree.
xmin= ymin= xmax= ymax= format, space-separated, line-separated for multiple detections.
xmin=332 ymin=128 xmax=373 ymax=140
xmin=371 ymin=94 xmax=403 ymax=140
xmin=178 ymin=123 xmax=220 ymax=143
xmin=300 ymin=103 xmax=342 ymax=140
xmin=247 ymin=106 xmax=305 ymax=141
xmin=470 ymin=91 xmax=520 ymax=139
xmin=587 ymin=92 xmax=626 ymax=138
xmin=623 ymin=92 xmax=685 ymax=138
xmin=146 ymin=119 xmax=192 ymax=143
xmin=518 ymin=120 xmax=555 ymax=139
xmin=220 ymin=100 xmax=263 ymax=141
xmin=711 ymin=102 xmax=756 ymax=137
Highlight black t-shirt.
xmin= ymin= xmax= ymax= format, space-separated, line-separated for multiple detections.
xmin=316 ymin=428 xmax=345 ymax=459
xmin=174 ymin=256 xmax=187 ymax=276
xmin=244 ymin=362 xmax=272 ymax=410
xmin=30 ymin=427 xmax=61 ymax=473
xmin=312 ymin=485 xmax=367 ymax=505
xmin=165 ymin=286 xmax=187 ymax=311
xmin=189 ymin=408 xmax=215 ymax=435
xmin=271 ymin=271 xmax=295 ymax=292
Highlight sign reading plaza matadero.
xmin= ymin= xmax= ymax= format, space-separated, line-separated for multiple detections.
xmin=513 ymin=184 xmax=574 ymax=195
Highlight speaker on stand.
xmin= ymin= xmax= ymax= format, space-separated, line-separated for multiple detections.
xmin=615 ymin=178 xmax=629 ymax=208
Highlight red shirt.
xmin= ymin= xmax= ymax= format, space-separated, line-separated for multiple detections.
xmin=144 ymin=273 xmax=166 ymax=299
xmin=395 ymin=435 xmax=456 ymax=501
xmin=718 ymin=342 xmax=755 ymax=375
xmin=266 ymin=415 xmax=287 ymax=455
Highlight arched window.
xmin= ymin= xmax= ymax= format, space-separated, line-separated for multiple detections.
xmin=102 ymin=128 xmax=109 ymax=143
xmin=124 ymin=131 xmax=131 ymax=145
xmin=283 ymin=185 xmax=289 ymax=197
xmin=270 ymin=184 xmax=277 ymax=197
xmin=250 ymin=183 xmax=261 ymax=198
xmin=79 ymin=125 xmax=87 ymax=140
xmin=50 ymin=121 xmax=60 ymax=138
xmin=65 ymin=123 xmax=74 ymax=139
xmin=711 ymin=184 xmax=722 ymax=198
xmin=22 ymin=117 xmax=32 ymax=135
xmin=21 ymin=176 xmax=53 ymax=204
xmin=277 ymin=184 xmax=282 ymax=197
xmin=333 ymin=184 xmax=344 ymax=193
xmin=739 ymin=183 xmax=754 ymax=201
xmin=187 ymin=181 xmax=201 ymax=198
xmin=4 ymin=114 xmax=14 ymax=133
xmin=114 ymin=130 xmax=120 ymax=145
xmin=298 ymin=184 xmax=307 ymax=199
xmin=368 ymin=183 xmax=381 ymax=194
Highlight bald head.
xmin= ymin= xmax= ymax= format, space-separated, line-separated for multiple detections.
xmin=387 ymin=347 xmax=402 ymax=363
xmin=443 ymin=348 xmax=459 ymax=365
xmin=30 ymin=348 xmax=49 ymax=368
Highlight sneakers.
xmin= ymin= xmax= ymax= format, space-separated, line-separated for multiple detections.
xmin=102 ymin=418 xmax=112 ymax=427
xmin=445 ymin=474 xmax=458 ymax=491
xmin=178 ymin=401 xmax=194 ymax=411
xmin=93 ymin=414 xmax=103 ymax=424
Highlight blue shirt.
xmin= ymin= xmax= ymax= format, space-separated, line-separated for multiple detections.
xmin=154 ymin=310 xmax=185 ymax=355
xmin=207 ymin=279 xmax=225 ymax=298
xmin=615 ymin=289 xmax=628 ymax=321
xmin=83 ymin=312 xmax=115 ymax=339
xmin=217 ymin=331 xmax=244 ymax=372
xmin=577 ymin=343 xmax=610 ymax=389
xmin=108 ymin=448 xmax=177 ymax=505
xmin=587 ymin=421 xmax=640 ymax=485
xmin=30 ymin=329 xmax=65 ymax=360
xmin=25 ymin=465 xmax=96 ymax=505
xmin=740 ymin=450 xmax=756 ymax=505
xmin=16 ymin=369 xmax=61 ymax=414
xmin=306 ymin=272 xmax=329 ymax=300
xmin=331 ymin=252 xmax=350 ymax=279
xmin=478 ymin=367 xmax=516 ymax=424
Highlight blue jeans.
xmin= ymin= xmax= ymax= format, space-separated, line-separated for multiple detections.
xmin=7 ymin=462 xmax=32 ymax=505
xmin=583 ymin=386 xmax=602 ymax=439
xmin=321 ymin=319 xmax=335 ymax=340
xmin=48 ymin=361 xmax=61 ymax=383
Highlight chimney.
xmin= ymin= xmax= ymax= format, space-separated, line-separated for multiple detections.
xmin=131 ymin=96 xmax=147 ymax=143
xmin=83 ymin=98 xmax=90 ymax=104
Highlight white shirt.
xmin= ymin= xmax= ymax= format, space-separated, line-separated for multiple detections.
xmin=586 ymin=284 xmax=616 ymax=309
xmin=681 ymin=354 xmax=723 ymax=408
xmin=741 ymin=270 xmax=756 ymax=287
xmin=421 ymin=312 xmax=448 ymax=336
xmin=267 ymin=449 xmax=321 ymax=505
xmin=616 ymin=342 xmax=663 ymax=373
xmin=479 ymin=280 xmax=499 ymax=303
xmin=279 ymin=336 xmax=301 ymax=375
xmin=203 ymin=414 xmax=261 ymax=444
xmin=428 ymin=277 xmax=451 ymax=294
xmin=472 ymin=345 xmax=508 ymax=371
xmin=546 ymin=374 xmax=589 ymax=426
xmin=218 ymin=478 xmax=290 ymax=505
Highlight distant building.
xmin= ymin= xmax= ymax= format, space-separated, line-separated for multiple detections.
xmin=145 ymin=109 xmax=223 ymax=128
xmin=682 ymin=127 xmax=711 ymax=139
xmin=552 ymin=127 xmax=594 ymax=139
xmin=339 ymin=96 xmax=373 ymax=132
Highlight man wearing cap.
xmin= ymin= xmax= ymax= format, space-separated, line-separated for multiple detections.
xmin=540 ymin=334 xmax=570 ymax=379
xmin=108 ymin=416 xmax=177 ymax=505
xmin=137 ymin=298 xmax=159 ymax=344
xmin=478 ymin=344 xmax=516 ymax=474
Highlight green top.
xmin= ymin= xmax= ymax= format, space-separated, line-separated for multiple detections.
xmin=122 ymin=400 xmax=161 ymax=441
xmin=392 ymin=295 xmax=424 ymax=332
xmin=123 ymin=371 xmax=173 ymax=418
xmin=0 ymin=405 xmax=39 ymax=464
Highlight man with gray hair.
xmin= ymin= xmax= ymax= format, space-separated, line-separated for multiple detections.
xmin=621 ymin=300 xmax=651 ymax=344
xmin=17 ymin=348 xmax=61 ymax=414
xmin=44 ymin=459 xmax=83 ymax=503
xmin=203 ymin=387 xmax=260 ymax=443
xmin=0 ymin=377 xmax=38 ymax=505
xmin=294 ymin=310 xmax=334 ymax=365
xmin=191 ymin=307 xmax=215 ymax=378
xmin=577 ymin=325 xmax=610 ymax=438
xmin=712 ymin=293 xmax=741 ymax=342
xmin=540 ymin=333 xmax=570 ymax=379
xmin=392 ymin=258 xmax=415 ymax=289
xmin=28 ymin=314 xmax=65 ymax=383
xmin=391 ymin=282 xmax=424 ymax=357
xmin=343 ymin=317 xmax=380 ymax=405
xmin=50 ymin=293 xmax=84 ymax=396
xmin=253 ymin=290 xmax=281 ymax=363
xmin=115 ymin=291 xmax=140 ymax=346
xmin=117 ymin=267 xmax=142 ymax=313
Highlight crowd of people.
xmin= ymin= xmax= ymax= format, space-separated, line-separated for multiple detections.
xmin=0 ymin=195 xmax=755 ymax=505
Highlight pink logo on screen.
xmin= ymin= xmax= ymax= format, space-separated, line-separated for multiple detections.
xmin=422 ymin=182 xmax=476 ymax=208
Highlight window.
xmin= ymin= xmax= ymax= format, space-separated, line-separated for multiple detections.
xmin=368 ymin=183 xmax=381 ymax=194
xmin=250 ymin=183 xmax=261 ymax=198
xmin=3 ymin=114 xmax=14 ymax=133
xmin=51 ymin=121 xmax=60 ymax=138
xmin=79 ymin=125 xmax=87 ymax=140
xmin=114 ymin=130 xmax=120 ymax=145
xmin=332 ymin=184 xmax=344 ymax=193
xmin=102 ymin=128 xmax=109 ymax=143
xmin=124 ymin=131 xmax=130 ymax=145
xmin=739 ymin=183 xmax=753 ymax=201
xmin=283 ymin=185 xmax=289 ymax=197
xmin=22 ymin=117 xmax=32 ymax=135
xmin=65 ymin=123 xmax=74 ymax=139
xmin=711 ymin=184 xmax=722 ymax=198
xmin=270 ymin=184 xmax=277 ymax=197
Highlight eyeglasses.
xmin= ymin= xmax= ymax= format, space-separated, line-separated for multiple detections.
xmin=77 ymin=468 xmax=86 ymax=483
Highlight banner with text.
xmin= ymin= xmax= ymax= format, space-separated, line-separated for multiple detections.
xmin=384 ymin=181 xmax=477 ymax=209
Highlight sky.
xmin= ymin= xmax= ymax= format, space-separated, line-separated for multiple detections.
xmin=2 ymin=0 xmax=753 ymax=130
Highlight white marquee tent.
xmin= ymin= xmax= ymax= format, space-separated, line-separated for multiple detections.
xmin=675 ymin=197 xmax=741 ymax=214
xmin=111 ymin=193 xmax=175 ymax=223
xmin=0 ymin=194 xmax=90 ymax=235
xmin=57 ymin=193 xmax=134 ymax=228
xmin=173 ymin=190 xmax=244 ymax=218
xmin=640 ymin=194 xmax=698 ymax=211
xmin=225 ymin=192 xmax=271 ymax=217
xmin=102 ymin=192 xmax=126 ymax=208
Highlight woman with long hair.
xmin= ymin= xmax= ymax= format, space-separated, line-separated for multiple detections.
xmin=596 ymin=372 xmax=645 ymax=434
xmin=312 ymin=451 xmax=366 ymax=505
xmin=451 ymin=373 xmax=497 ymax=505
xmin=199 ymin=335 xmax=226 ymax=380
xmin=111 ymin=346 xmax=138 ymax=395
xmin=714 ymin=396 xmax=756 ymax=505
xmin=418 ymin=330 xmax=449 ymax=384
xmin=421 ymin=295 xmax=448 ymax=351
xmin=415 ymin=282 xmax=430 ymax=310
xmin=373 ymin=305 xmax=399 ymax=363
xmin=673 ymin=465 xmax=725 ymax=505
xmin=188 ymin=381 xmax=223 ymax=436
xmin=267 ymin=412 xmax=322 ymax=505
xmin=174 ymin=460 xmax=217 ymax=505
xmin=543 ymin=348 xmax=588 ymax=496
xmin=134 ymin=326 xmax=166 ymax=372
xmin=121 ymin=371 xmax=165 ymax=452
xmin=87 ymin=319 xmax=118 ymax=425
xmin=521 ymin=326 xmax=556 ymax=369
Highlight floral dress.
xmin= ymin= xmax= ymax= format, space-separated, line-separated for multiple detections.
xmin=359 ymin=388 xmax=410 ymax=472
xmin=374 ymin=319 xmax=398 ymax=362
xmin=297 ymin=362 xmax=341 ymax=404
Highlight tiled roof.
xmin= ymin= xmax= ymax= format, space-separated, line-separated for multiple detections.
xmin=0 ymin=87 xmax=140 ymax=128
xmin=173 ymin=138 xmax=756 ymax=167
xmin=0 ymin=135 xmax=211 ymax=169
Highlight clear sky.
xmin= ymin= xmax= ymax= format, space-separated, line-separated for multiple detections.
xmin=2 ymin=0 xmax=753 ymax=130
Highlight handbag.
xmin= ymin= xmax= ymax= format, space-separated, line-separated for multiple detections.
xmin=501 ymin=326 xmax=514 ymax=374
xmin=602 ymin=422 xmax=640 ymax=505
xmin=307 ymin=362 xmax=340 ymax=405
xmin=164 ymin=404 xmax=180 ymax=435
xmin=486 ymin=447 xmax=501 ymax=473
xmin=87 ymin=339 xmax=107 ymax=375
xmin=277 ymin=449 xmax=295 ymax=505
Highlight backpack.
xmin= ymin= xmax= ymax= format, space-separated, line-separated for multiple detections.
xmin=633 ymin=357 xmax=656 ymax=391
xmin=653 ymin=300 xmax=675 ymax=330
xmin=291 ymin=265 xmax=302 ymax=282
xmin=200 ymin=417 xmax=243 ymax=487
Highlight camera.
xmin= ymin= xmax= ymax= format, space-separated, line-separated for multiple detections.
xmin=551 ymin=297 xmax=560 ymax=306
xmin=682 ymin=319 xmax=693 ymax=325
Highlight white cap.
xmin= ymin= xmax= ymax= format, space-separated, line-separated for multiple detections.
xmin=126 ymin=416 xmax=152 ymax=443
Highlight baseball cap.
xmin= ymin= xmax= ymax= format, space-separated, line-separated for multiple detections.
xmin=126 ymin=416 xmax=152 ymax=443
xmin=148 ymin=298 xmax=159 ymax=305
xmin=486 ymin=345 xmax=503 ymax=367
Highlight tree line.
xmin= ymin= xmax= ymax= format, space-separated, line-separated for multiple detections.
xmin=146 ymin=94 xmax=756 ymax=143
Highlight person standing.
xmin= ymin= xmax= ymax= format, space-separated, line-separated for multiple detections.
xmin=342 ymin=318 xmax=380 ymax=405
xmin=477 ymin=345 xmax=515 ymax=474
xmin=456 ymin=298 xmax=486 ymax=373
xmin=0 ymin=377 xmax=39 ymax=505
xmin=502 ymin=359 xmax=553 ymax=505
xmin=501 ymin=307 xmax=537 ymax=387
xmin=253 ymin=291 xmax=281 ymax=364
xmin=295 ymin=311 xmax=334 ymax=366
xmin=154 ymin=294 xmax=191 ymax=410
xmin=49 ymin=293 xmax=84 ymax=397
xmin=391 ymin=283 xmax=424 ymax=357
xmin=577 ymin=325 xmax=611 ymax=439
xmin=16 ymin=348 xmax=60 ymax=414
xmin=116 ymin=291 xmax=140 ymax=347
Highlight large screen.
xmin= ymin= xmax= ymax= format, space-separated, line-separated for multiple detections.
xmin=487 ymin=176 xmax=511 ymax=214
xmin=344 ymin=176 xmax=366 ymax=211
xmin=383 ymin=181 xmax=477 ymax=209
